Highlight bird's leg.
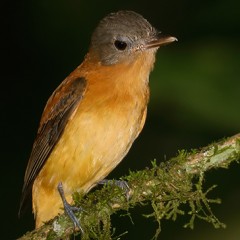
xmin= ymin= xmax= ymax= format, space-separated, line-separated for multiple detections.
xmin=98 ymin=179 xmax=131 ymax=200
xmin=57 ymin=182 xmax=84 ymax=233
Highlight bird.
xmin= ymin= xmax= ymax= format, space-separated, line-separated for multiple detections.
xmin=19 ymin=10 xmax=177 ymax=229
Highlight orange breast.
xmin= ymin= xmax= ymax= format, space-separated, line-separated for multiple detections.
xmin=32 ymin=51 xmax=153 ymax=228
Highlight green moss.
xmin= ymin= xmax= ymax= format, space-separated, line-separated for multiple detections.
xmin=19 ymin=134 xmax=240 ymax=240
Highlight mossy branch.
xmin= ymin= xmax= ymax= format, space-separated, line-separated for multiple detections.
xmin=19 ymin=133 xmax=240 ymax=240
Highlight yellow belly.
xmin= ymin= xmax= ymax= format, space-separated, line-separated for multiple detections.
xmin=32 ymin=52 xmax=152 ymax=228
xmin=32 ymin=93 xmax=147 ymax=227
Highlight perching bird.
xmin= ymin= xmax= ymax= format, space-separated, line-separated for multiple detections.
xmin=19 ymin=10 xmax=177 ymax=228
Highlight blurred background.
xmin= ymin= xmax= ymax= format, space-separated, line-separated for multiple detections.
xmin=1 ymin=0 xmax=240 ymax=239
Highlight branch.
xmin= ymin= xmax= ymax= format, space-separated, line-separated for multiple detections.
xmin=19 ymin=133 xmax=240 ymax=240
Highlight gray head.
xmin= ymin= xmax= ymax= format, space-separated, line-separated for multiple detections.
xmin=90 ymin=11 xmax=177 ymax=65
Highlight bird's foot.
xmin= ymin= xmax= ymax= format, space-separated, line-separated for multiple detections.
xmin=57 ymin=182 xmax=84 ymax=233
xmin=98 ymin=179 xmax=131 ymax=200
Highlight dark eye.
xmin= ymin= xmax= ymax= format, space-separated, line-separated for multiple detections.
xmin=114 ymin=40 xmax=127 ymax=50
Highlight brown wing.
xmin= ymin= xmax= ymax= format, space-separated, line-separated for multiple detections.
xmin=18 ymin=76 xmax=87 ymax=216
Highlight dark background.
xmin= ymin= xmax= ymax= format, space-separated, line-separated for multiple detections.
xmin=1 ymin=0 xmax=240 ymax=239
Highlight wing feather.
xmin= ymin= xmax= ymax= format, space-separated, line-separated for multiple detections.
xmin=18 ymin=76 xmax=87 ymax=216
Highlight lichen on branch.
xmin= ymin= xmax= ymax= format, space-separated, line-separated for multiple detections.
xmin=18 ymin=134 xmax=240 ymax=240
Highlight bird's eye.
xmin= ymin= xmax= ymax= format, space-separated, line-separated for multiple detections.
xmin=114 ymin=40 xmax=127 ymax=50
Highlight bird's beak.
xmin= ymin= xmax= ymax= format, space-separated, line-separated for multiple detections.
xmin=145 ymin=34 xmax=178 ymax=49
